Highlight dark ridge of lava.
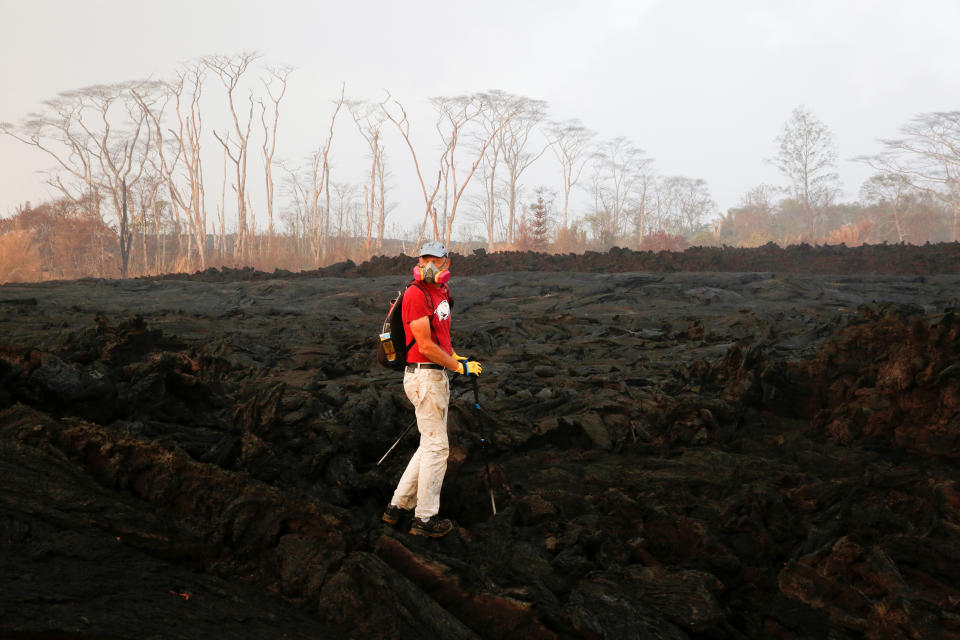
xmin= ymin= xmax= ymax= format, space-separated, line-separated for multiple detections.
xmin=2 ymin=247 xmax=960 ymax=639
xmin=148 ymin=241 xmax=960 ymax=283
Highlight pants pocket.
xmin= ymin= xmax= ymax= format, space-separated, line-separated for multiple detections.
xmin=404 ymin=376 xmax=422 ymax=406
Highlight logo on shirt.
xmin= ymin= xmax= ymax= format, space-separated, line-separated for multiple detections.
xmin=435 ymin=300 xmax=450 ymax=321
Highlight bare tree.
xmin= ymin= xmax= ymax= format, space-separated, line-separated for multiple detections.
xmin=591 ymin=137 xmax=655 ymax=245
xmin=770 ymin=105 xmax=840 ymax=236
xmin=380 ymin=93 xmax=443 ymax=244
xmin=432 ymin=93 xmax=506 ymax=246
xmin=859 ymin=111 xmax=960 ymax=242
xmin=132 ymin=62 xmax=209 ymax=270
xmin=279 ymin=163 xmax=308 ymax=263
xmin=125 ymin=173 xmax=166 ymax=274
xmin=474 ymin=100 xmax=506 ymax=251
xmin=168 ymin=63 xmax=207 ymax=268
xmin=859 ymin=173 xmax=915 ymax=243
xmin=493 ymin=94 xmax=549 ymax=244
xmin=473 ymin=157 xmax=506 ymax=250
xmin=381 ymin=91 xmax=515 ymax=247
xmin=375 ymin=147 xmax=390 ymax=250
xmin=306 ymin=85 xmax=346 ymax=265
xmin=1 ymin=80 xmax=161 ymax=276
xmin=306 ymin=148 xmax=328 ymax=265
xmin=119 ymin=179 xmax=132 ymax=276
xmin=217 ymin=139 xmax=229 ymax=258
xmin=278 ymin=86 xmax=346 ymax=268
xmin=260 ymin=64 xmax=293 ymax=257
xmin=546 ymin=119 xmax=595 ymax=231
xmin=328 ymin=181 xmax=360 ymax=259
xmin=472 ymin=91 xmax=543 ymax=248
xmin=205 ymin=52 xmax=262 ymax=263
xmin=348 ymin=99 xmax=389 ymax=252
xmin=656 ymin=176 xmax=716 ymax=235
xmin=627 ymin=171 xmax=659 ymax=242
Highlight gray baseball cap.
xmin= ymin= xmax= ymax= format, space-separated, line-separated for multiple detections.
xmin=419 ymin=241 xmax=448 ymax=257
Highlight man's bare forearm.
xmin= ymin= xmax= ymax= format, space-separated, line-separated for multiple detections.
xmin=419 ymin=340 xmax=460 ymax=371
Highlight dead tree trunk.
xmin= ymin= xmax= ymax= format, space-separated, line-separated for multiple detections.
xmin=205 ymin=52 xmax=261 ymax=265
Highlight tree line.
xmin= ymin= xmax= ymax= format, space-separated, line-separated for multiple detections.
xmin=2 ymin=52 xmax=959 ymax=282
xmin=715 ymin=107 xmax=960 ymax=249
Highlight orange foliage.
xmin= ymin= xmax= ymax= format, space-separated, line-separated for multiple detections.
xmin=551 ymin=225 xmax=587 ymax=253
xmin=0 ymin=230 xmax=43 ymax=283
xmin=0 ymin=197 xmax=119 ymax=280
xmin=823 ymin=218 xmax=875 ymax=246
xmin=639 ymin=230 xmax=689 ymax=252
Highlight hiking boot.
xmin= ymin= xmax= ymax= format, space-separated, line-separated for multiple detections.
xmin=409 ymin=516 xmax=454 ymax=538
xmin=381 ymin=503 xmax=412 ymax=525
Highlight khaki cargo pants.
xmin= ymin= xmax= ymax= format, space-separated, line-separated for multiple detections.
xmin=390 ymin=368 xmax=450 ymax=520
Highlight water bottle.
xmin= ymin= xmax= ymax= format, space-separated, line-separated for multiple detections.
xmin=380 ymin=332 xmax=396 ymax=361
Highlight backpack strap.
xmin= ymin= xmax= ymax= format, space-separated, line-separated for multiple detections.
xmin=405 ymin=281 xmax=435 ymax=351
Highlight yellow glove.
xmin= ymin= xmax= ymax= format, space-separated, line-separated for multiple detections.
xmin=456 ymin=359 xmax=483 ymax=377
xmin=451 ymin=350 xmax=469 ymax=362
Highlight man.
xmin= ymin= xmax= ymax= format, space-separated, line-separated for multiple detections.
xmin=382 ymin=241 xmax=483 ymax=538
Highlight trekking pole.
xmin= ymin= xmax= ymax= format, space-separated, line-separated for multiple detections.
xmin=377 ymin=385 xmax=471 ymax=467
xmin=377 ymin=417 xmax=417 ymax=466
xmin=472 ymin=377 xmax=497 ymax=516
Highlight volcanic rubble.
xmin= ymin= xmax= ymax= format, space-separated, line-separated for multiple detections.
xmin=2 ymin=245 xmax=960 ymax=639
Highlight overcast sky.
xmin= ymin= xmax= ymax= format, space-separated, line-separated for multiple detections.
xmin=2 ymin=0 xmax=960 ymax=234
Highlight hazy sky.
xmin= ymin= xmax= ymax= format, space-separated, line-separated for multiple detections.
xmin=2 ymin=0 xmax=960 ymax=234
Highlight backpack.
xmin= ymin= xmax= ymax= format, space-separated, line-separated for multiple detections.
xmin=376 ymin=281 xmax=433 ymax=371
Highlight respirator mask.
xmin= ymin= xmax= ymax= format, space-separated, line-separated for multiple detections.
xmin=413 ymin=241 xmax=450 ymax=284
xmin=413 ymin=259 xmax=450 ymax=285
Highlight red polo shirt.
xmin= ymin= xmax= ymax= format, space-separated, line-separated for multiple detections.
xmin=402 ymin=282 xmax=452 ymax=363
